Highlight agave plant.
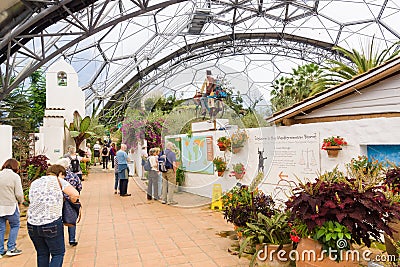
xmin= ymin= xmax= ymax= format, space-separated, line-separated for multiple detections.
xmin=64 ymin=111 xmax=98 ymax=150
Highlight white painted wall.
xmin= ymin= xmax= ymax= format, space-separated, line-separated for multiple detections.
xmin=45 ymin=59 xmax=85 ymax=150
xmin=38 ymin=59 xmax=86 ymax=161
xmin=46 ymin=59 xmax=85 ymax=122
xmin=39 ymin=126 xmax=65 ymax=164
xmin=295 ymin=74 xmax=400 ymax=119
xmin=171 ymin=117 xmax=400 ymax=204
xmin=0 ymin=125 xmax=12 ymax=166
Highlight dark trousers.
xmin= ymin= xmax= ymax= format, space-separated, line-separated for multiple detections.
xmin=110 ymin=155 xmax=115 ymax=168
xmin=102 ymin=156 xmax=108 ymax=169
xmin=119 ymin=179 xmax=128 ymax=195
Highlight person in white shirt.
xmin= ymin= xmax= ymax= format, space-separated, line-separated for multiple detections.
xmin=0 ymin=159 xmax=24 ymax=258
xmin=147 ymin=148 xmax=160 ymax=200
xmin=93 ymin=141 xmax=101 ymax=166
xmin=27 ymin=164 xmax=79 ymax=267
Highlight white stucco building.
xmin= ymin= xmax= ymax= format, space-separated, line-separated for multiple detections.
xmin=165 ymin=56 xmax=400 ymax=202
xmin=36 ymin=59 xmax=85 ymax=163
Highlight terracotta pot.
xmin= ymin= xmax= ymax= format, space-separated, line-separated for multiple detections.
xmin=218 ymin=143 xmax=226 ymax=151
xmin=325 ymin=146 xmax=342 ymax=158
xmin=217 ymin=170 xmax=225 ymax=177
xmin=296 ymin=238 xmax=358 ymax=267
xmin=256 ymin=243 xmax=292 ymax=267
xmin=234 ymin=173 xmax=244 ymax=179
xmin=384 ymin=219 xmax=400 ymax=257
xmin=232 ymin=146 xmax=242 ymax=154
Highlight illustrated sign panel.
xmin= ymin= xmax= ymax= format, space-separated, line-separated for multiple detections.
xmin=367 ymin=145 xmax=400 ymax=166
xmin=181 ymin=136 xmax=214 ymax=174
xmin=166 ymin=136 xmax=182 ymax=166
xmin=256 ymin=128 xmax=321 ymax=185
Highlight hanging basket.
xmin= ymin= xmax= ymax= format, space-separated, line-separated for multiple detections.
xmin=325 ymin=146 xmax=342 ymax=158
xmin=217 ymin=170 xmax=225 ymax=177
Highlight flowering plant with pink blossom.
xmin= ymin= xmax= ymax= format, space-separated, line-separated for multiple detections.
xmin=121 ymin=110 xmax=166 ymax=150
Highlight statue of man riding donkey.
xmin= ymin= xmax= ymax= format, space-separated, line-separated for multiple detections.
xmin=193 ymin=70 xmax=228 ymax=122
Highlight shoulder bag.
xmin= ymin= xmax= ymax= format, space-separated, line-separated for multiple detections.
xmin=57 ymin=177 xmax=82 ymax=226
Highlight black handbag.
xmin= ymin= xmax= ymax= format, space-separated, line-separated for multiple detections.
xmin=62 ymin=199 xmax=82 ymax=227
xmin=56 ymin=177 xmax=82 ymax=226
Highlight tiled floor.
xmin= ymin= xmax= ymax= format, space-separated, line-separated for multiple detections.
xmin=0 ymin=166 xmax=249 ymax=267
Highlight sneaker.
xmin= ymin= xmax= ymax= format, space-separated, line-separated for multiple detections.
xmin=161 ymin=200 xmax=167 ymax=204
xmin=69 ymin=242 xmax=78 ymax=246
xmin=6 ymin=248 xmax=22 ymax=256
xmin=167 ymin=201 xmax=178 ymax=205
xmin=0 ymin=252 xmax=5 ymax=259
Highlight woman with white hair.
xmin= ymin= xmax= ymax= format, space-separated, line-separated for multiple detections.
xmin=55 ymin=158 xmax=82 ymax=246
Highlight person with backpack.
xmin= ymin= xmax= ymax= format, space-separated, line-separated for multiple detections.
xmin=146 ymin=148 xmax=160 ymax=201
xmin=64 ymin=145 xmax=84 ymax=181
xmin=101 ymin=144 xmax=109 ymax=170
xmin=55 ymin=158 xmax=82 ymax=247
xmin=160 ymin=142 xmax=178 ymax=205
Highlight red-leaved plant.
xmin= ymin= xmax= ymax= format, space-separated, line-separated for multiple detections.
xmin=286 ymin=167 xmax=400 ymax=247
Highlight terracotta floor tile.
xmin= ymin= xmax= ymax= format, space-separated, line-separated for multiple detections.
xmin=11 ymin=169 xmax=249 ymax=267
xmin=165 ymin=255 xmax=189 ymax=265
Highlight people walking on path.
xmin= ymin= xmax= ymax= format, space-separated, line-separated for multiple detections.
xmin=0 ymin=159 xmax=24 ymax=258
xmin=27 ymin=164 xmax=79 ymax=267
xmin=116 ymin=144 xmax=131 ymax=196
xmin=93 ymin=141 xmax=101 ymax=166
xmin=114 ymin=150 xmax=119 ymax=194
xmin=161 ymin=142 xmax=178 ymax=205
xmin=147 ymin=148 xmax=160 ymax=201
xmin=141 ymin=146 xmax=148 ymax=180
xmin=56 ymin=158 xmax=82 ymax=247
xmin=84 ymin=143 xmax=92 ymax=165
xmin=101 ymin=144 xmax=109 ymax=169
xmin=109 ymin=143 xmax=117 ymax=168
xmin=64 ymin=145 xmax=84 ymax=181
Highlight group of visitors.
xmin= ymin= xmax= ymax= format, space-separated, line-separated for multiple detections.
xmin=92 ymin=141 xmax=117 ymax=169
xmin=0 ymin=141 xmax=178 ymax=266
xmin=0 ymin=157 xmax=80 ymax=267
xmin=143 ymin=142 xmax=178 ymax=205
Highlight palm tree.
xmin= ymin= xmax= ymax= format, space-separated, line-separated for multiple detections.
xmin=327 ymin=39 xmax=400 ymax=81
xmin=270 ymin=63 xmax=329 ymax=112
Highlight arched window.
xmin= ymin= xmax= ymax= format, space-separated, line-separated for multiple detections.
xmin=57 ymin=71 xmax=67 ymax=86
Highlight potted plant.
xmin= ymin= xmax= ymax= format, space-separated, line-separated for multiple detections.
xmin=286 ymin=164 xmax=400 ymax=266
xmin=221 ymin=185 xmax=275 ymax=227
xmin=213 ymin=156 xmax=227 ymax=176
xmin=382 ymin=166 xmax=400 ymax=258
xmin=217 ymin=136 xmax=231 ymax=151
xmin=321 ymin=136 xmax=347 ymax=157
xmin=239 ymin=211 xmax=293 ymax=267
xmin=176 ymin=167 xmax=186 ymax=187
xmin=230 ymin=163 xmax=246 ymax=179
xmin=229 ymin=129 xmax=248 ymax=154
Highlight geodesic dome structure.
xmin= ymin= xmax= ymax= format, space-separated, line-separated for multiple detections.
xmin=1 ymin=0 xmax=399 ymax=122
